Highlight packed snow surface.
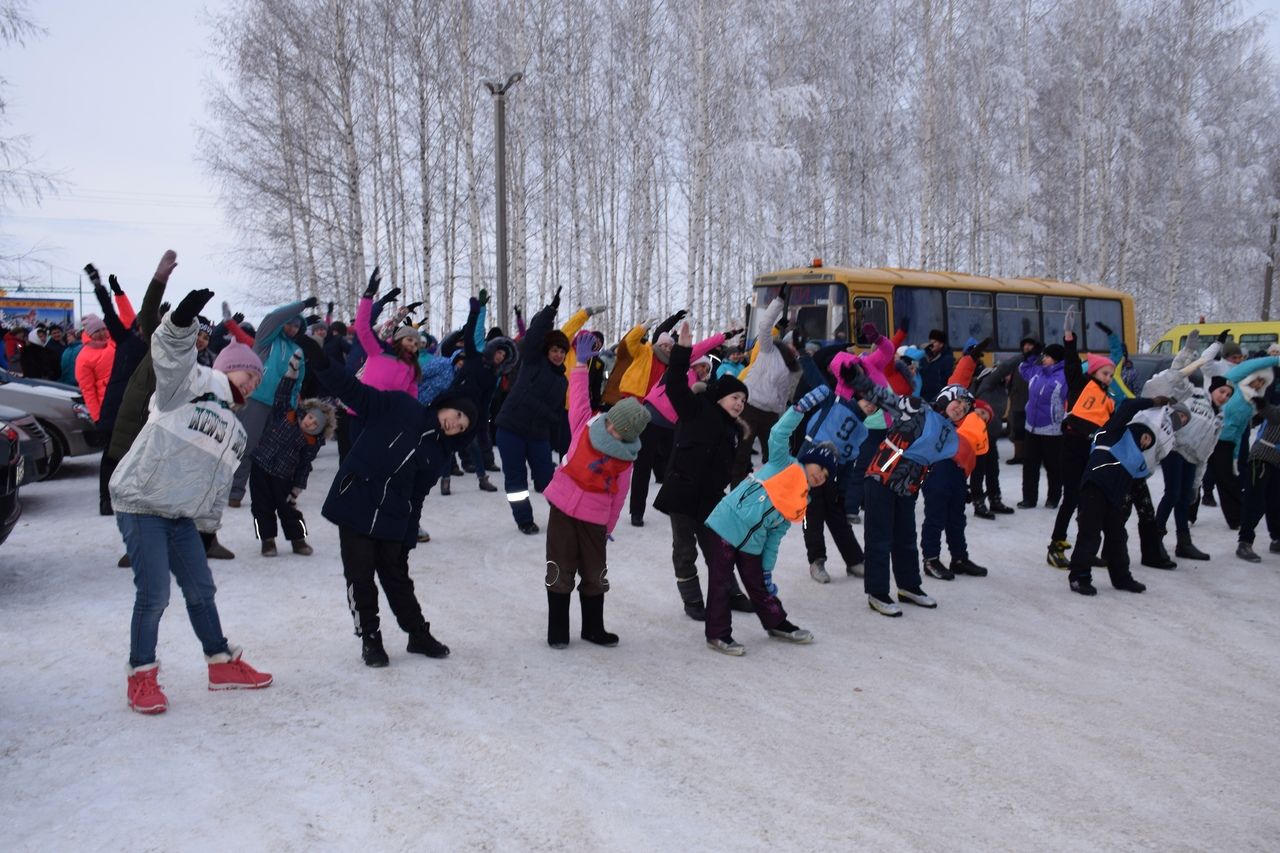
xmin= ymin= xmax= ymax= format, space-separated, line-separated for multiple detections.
xmin=2 ymin=445 xmax=1278 ymax=851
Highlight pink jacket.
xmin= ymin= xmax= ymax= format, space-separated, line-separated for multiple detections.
xmin=355 ymin=296 xmax=417 ymax=397
xmin=643 ymin=333 xmax=725 ymax=425
xmin=829 ymin=335 xmax=896 ymax=399
xmin=544 ymin=366 xmax=633 ymax=534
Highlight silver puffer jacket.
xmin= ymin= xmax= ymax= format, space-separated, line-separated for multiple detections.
xmin=109 ymin=316 xmax=247 ymax=532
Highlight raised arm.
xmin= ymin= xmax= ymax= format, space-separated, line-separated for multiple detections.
xmin=520 ymin=290 xmax=560 ymax=359
xmin=87 ymin=267 xmax=129 ymax=343
xmin=137 ymin=274 xmax=166 ymax=340
xmin=756 ymin=297 xmax=785 ymax=354
xmin=462 ymin=293 xmax=483 ymax=358
xmin=152 ymin=282 xmax=211 ymax=413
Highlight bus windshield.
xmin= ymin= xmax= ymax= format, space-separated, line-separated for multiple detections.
xmin=751 ymin=283 xmax=849 ymax=344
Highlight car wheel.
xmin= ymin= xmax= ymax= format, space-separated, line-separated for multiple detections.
xmin=36 ymin=419 xmax=65 ymax=479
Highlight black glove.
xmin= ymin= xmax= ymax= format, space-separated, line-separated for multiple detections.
xmin=304 ymin=314 xmax=322 ymax=326
xmin=550 ymin=285 xmax=562 ymax=311
xmin=655 ymin=310 xmax=687 ymax=338
xmin=1094 ymin=321 xmax=1114 ymax=336
xmin=897 ymin=316 xmax=910 ymax=335
xmin=363 ymin=267 xmax=382 ymax=299
xmin=839 ymin=360 xmax=867 ymax=389
xmin=1217 ymin=329 xmax=1231 ymax=344
xmin=161 ymin=303 xmax=173 ymax=318
xmin=966 ymin=336 xmax=992 ymax=358
xmin=302 ymin=295 xmax=319 ymax=310
xmin=107 ymin=274 xmax=123 ymax=295
xmin=83 ymin=263 xmax=102 ymax=288
xmin=327 ymin=301 xmax=335 ymax=316
xmin=379 ymin=287 xmax=402 ymax=306
xmin=292 ymin=327 xmax=329 ymax=370
xmin=478 ymin=288 xmax=490 ymax=306
xmin=721 ymin=327 xmax=745 ymax=340
xmin=404 ymin=301 xmax=423 ymax=314
xmin=232 ymin=312 xmax=245 ymax=325
xmin=172 ymin=289 xmax=215 ymax=327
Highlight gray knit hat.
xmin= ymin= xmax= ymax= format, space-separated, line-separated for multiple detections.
xmin=605 ymin=398 xmax=650 ymax=442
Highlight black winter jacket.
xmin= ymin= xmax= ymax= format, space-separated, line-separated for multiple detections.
xmin=105 ymin=277 xmax=167 ymax=461
xmin=919 ymin=347 xmax=955 ymax=401
xmin=653 ymin=343 xmax=744 ymax=521
xmin=95 ymin=285 xmax=150 ymax=433
xmin=494 ymin=302 xmax=567 ymax=440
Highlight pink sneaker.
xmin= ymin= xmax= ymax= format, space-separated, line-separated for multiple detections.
xmin=127 ymin=662 xmax=168 ymax=714
xmin=206 ymin=646 xmax=273 ymax=691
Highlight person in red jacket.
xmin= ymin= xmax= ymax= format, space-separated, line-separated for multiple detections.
xmin=75 ymin=314 xmax=115 ymax=422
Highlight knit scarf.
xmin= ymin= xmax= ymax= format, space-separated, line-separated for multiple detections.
xmin=588 ymin=417 xmax=641 ymax=461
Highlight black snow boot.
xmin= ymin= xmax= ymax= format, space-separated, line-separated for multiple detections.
xmin=727 ymin=577 xmax=755 ymax=613
xmin=972 ymin=499 xmax=996 ymax=520
xmin=407 ymin=625 xmax=450 ymax=658
xmin=1139 ymin=519 xmax=1176 ymax=569
xmin=677 ymin=578 xmax=706 ymax=621
xmin=362 ymin=631 xmax=390 ymax=668
xmin=989 ymin=497 xmax=1015 ymax=515
xmin=579 ymin=594 xmax=619 ymax=647
xmin=547 ymin=589 xmax=571 ymax=649
xmin=1174 ymin=530 xmax=1210 ymax=561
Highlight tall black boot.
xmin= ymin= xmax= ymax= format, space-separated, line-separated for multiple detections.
xmin=361 ymin=630 xmax=389 ymax=667
xmin=547 ymin=589 xmax=571 ymax=649
xmin=1175 ymin=529 xmax=1211 ymax=561
xmin=677 ymin=578 xmax=705 ymax=621
xmin=579 ymin=594 xmax=619 ymax=647
xmin=1138 ymin=519 xmax=1176 ymax=570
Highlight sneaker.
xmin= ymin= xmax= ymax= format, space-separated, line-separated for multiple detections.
xmin=847 ymin=512 xmax=861 ymax=525
xmin=1016 ymin=500 xmax=1036 ymax=509
xmin=206 ymin=647 xmax=273 ymax=690
xmin=205 ymin=539 xmax=235 ymax=560
xmin=1113 ymin=577 xmax=1147 ymax=593
xmin=260 ymin=538 xmax=277 ymax=557
xmin=1237 ymin=543 xmax=1262 ymax=563
xmin=846 ymin=561 xmax=865 ymax=578
xmin=228 ymin=497 xmax=242 ymax=508
xmin=362 ymin=631 xmax=390 ymax=667
xmin=291 ymin=538 xmax=313 ymax=556
xmin=478 ymin=475 xmax=498 ymax=492
xmin=440 ymin=477 xmax=452 ymax=496
xmin=990 ymin=499 xmax=1015 ymax=515
xmin=1046 ymin=541 xmax=1070 ymax=569
xmin=1070 ymin=577 xmax=1097 ymax=596
xmin=118 ymin=553 xmax=131 ymax=568
xmin=630 ymin=515 xmax=644 ymax=527
xmin=707 ymin=636 xmax=746 ymax=656
xmin=973 ymin=499 xmax=996 ymax=520
xmin=518 ymin=521 xmax=540 ymax=535
xmin=923 ymin=557 xmax=954 ymax=581
xmin=407 ymin=628 xmax=450 ymax=658
xmin=767 ymin=621 xmax=814 ymax=644
xmin=417 ymin=526 xmax=431 ymax=543
xmin=897 ymin=586 xmax=937 ymax=608
xmin=127 ymin=663 xmax=167 ymax=714
xmin=951 ymin=557 xmax=988 ymax=577
xmin=809 ymin=558 xmax=831 ymax=584
xmin=867 ymin=594 xmax=902 ymax=617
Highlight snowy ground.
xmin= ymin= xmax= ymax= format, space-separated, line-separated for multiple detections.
xmin=2 ymin=442 xmax=1279 ymax=851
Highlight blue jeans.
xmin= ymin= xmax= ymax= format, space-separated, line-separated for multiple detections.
xmin=495 ymin=427 xmax=556 ymax=526
xmin=1156 ymin=451 xmax=1197 ymax=535
xmin=118 ymin=512 xmax=229 ymax=668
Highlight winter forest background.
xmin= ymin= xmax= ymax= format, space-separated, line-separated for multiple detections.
xmin=201 ymin=0 xmax=1280 ymax=345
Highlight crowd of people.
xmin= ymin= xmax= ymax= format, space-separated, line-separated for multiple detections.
xmin=8 ymin=249 xmax=1278 ymax=715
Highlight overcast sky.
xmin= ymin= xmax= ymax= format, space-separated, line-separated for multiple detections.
xmin=2 ymin=0 xmax=1279 ymax=322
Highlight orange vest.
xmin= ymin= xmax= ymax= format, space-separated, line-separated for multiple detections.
xmin=563 ymin=430 xmax=632 ymax=495
xmin=762 ymin=463 xmax=810 ymax=523
xmin=1071 ymin=381 xmax=1114 ymax=429
xmin=956 ymin=412 xmax=990 ymax=457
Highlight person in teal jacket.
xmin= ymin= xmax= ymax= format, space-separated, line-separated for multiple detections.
xmin=59 ymin=337 xmax=83 ymax=386
xmin=1207 ymin=354 xmax=1280 ymax=528
xmin=701 ymin=385 xmax=835 ymax=656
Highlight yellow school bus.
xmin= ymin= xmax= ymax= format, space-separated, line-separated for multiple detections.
xmin=1151 ymin=321 xmax=1280 ymax=355
xmin=750 ymin=261 xmax=1137 ymax=355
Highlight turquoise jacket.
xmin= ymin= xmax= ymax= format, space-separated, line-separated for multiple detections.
xmin=1220 ymin=356 xmax=1280 ymax=449
xmin=705 ymin=405 xmax=804 ymax=581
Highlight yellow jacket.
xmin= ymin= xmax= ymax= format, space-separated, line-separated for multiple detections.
xmin=618 ymin=323 xmax=655 ymax=398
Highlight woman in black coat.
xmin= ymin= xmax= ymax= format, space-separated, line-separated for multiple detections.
xmin=493 ymin=288 xmax=568 ymax=534
xmin=653 ymin=322 xmax=754 ymax=619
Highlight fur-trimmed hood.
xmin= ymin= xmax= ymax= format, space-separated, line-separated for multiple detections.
xmin=298 ymin=397 xmax=338 ymax=441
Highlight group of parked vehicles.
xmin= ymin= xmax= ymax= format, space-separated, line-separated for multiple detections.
xmin=0 ymin=367 xmax=104 ymax=545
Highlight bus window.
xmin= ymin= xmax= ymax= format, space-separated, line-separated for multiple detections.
xmin=996 ymin=293 xmax=1039 ymax=350
xmin=893 ymin=287 xmax=944 ymax=343
xmin=1083 ymin=298 xmax=1123 ymax=352
xmin=1239 ymin=333 xmax=1277 ymax=351
xmin=853 ymin=297 xmax=888 ymax=345
xmin=752 ymin=283 xmax=848 ymax=343
xmin=946 ymin=290 xmax=993 ymax=348
xmin=1154 ymin=341 xmax=1173 ymax=355
xmin=1042 ymin=296 xmax=1081 ymax=345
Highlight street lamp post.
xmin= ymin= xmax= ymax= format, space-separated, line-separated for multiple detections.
xmin=483 ymin=71 xmax=523 ymax=334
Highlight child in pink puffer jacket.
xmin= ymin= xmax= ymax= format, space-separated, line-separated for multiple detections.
xmin=542 ymin=331 xmax=651 ymax=651
xmin=354 ymin=267 xmax=420 ymax=397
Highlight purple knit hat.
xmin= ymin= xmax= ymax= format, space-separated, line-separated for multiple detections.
xmin=81 ymin=314 xmax=106 ymax=336
xmin=213 ymin=342 xmax=264 ymax=378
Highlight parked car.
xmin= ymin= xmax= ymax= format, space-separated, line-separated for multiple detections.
xmin=1127 ymin=354 xmax=1174 ymax=394
xmin=0 ymin=404 xmax=55 ymax=481
xmin=0 ymin=367 xmax=104 ymax=477
xmin=0 ymin=414 xmax=22 ymax=545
